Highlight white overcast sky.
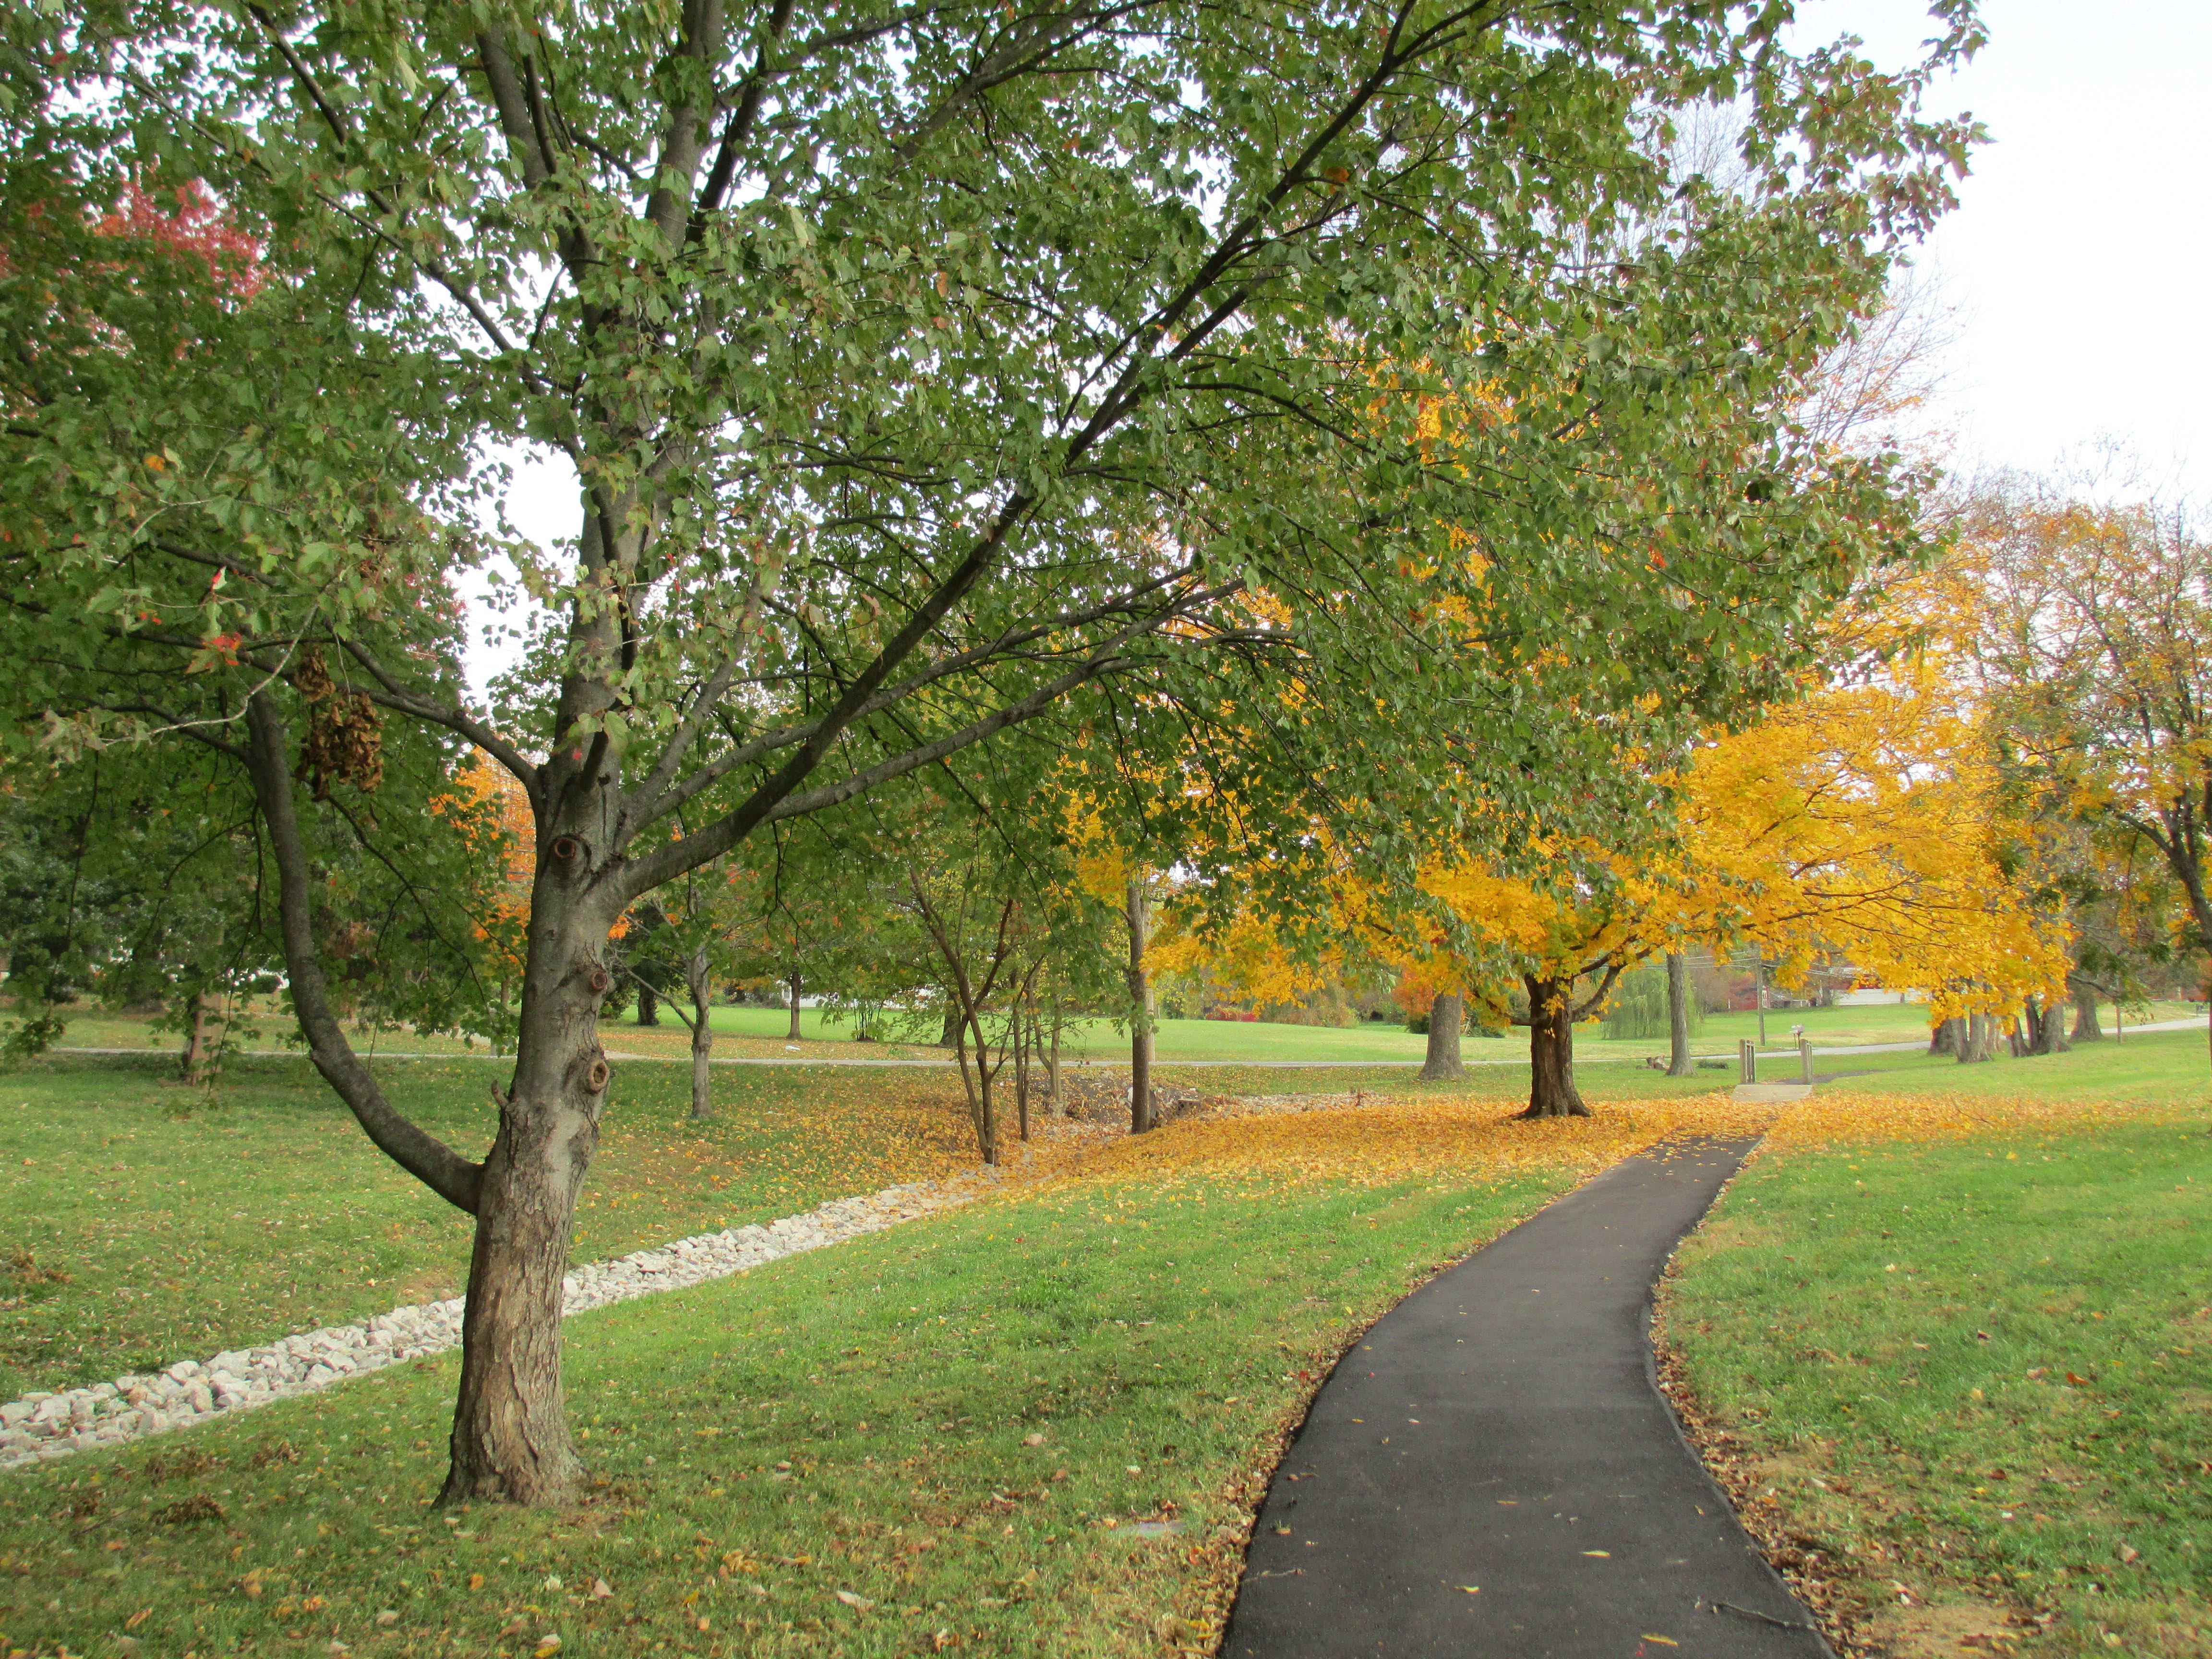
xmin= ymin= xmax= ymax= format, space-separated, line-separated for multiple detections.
xmin=1794 ymin=0 xmax=2212 ymax=498
xmin=475 ymin=0 xmax=2211 ymax=688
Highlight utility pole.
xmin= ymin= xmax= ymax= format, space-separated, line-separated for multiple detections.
xmin=1755 ymin=953 xmax=1767 ymax=1051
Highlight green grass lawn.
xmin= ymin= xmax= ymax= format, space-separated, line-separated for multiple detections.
xmin=9 ymin=1017 xmax=2211 ymax=1657
xmin=1039 ymin=1001 xmax=2202 ymax=1067
xmin=9 ymin=1030 xmax=2200 ymax=1409
xmin=0 ymin=1056 xmax=978 ymax=1401
xmin=0 ymin=1118 xmax=1594 ymax=1659
xmin=0 ymin=1043 xmax=1724 ymax=1406
xmin=1815 ymin=1028 xmax=2212 ymax=1107
xmin=41 ymin=997 xmax=2206 ymax=1072
xmin=1665 ymin=1111 xmax=2212 ymax=1657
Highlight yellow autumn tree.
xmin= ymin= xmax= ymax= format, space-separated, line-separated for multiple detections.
xmin=1378 ymin=598 xmax=2069 ymax=1116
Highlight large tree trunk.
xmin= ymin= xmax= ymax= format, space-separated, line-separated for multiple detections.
xmin=246 ymin=691 xmax=562 ymax=1505
xmin=686 ymin=952 xmax=713 ymax=1121
xmin=1929 ymin=1016 xmax=1960 ymax=1056
xmin=2069 ymin=985 xmax=2104 ymax=1042
xmin=635 ymin=984 xmax=659 ymax=1026
xmin=1128 ymin=879 xmax=1153 ymax=1133
xmin=2023 ymin=995 xmax=2069 ymax=1056
xmin=1664 ymin=953 xmax=1693 ymax=1077
xmin=441 ymin=866 xmax=612 ymax=1508
xmin=938 ymin=1002 xmax=962 ymax=1048
xmin=1956 ymin=1011 xmax=1996 ymax=1064
xmin=787 ymin=971 xmax=803 ymax=1040
xmin=1419 ymin=992 xmax=1465 ymax=1080
xmin=1518 ymin=974 xmax=1590 ymax=1118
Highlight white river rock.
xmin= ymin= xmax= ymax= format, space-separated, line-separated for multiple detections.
xmin=0 ymin=1174 xmax=981 ymax=1472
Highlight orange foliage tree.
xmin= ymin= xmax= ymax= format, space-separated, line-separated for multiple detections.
xmin=1370 ymin=613 xmax=2070 ymax=1114
xmin=1968 ymin=482 xmax=2212 ymax=1058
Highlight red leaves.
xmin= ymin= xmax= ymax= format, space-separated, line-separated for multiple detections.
xmin=97 ymin=179 xmax=264 ymax=298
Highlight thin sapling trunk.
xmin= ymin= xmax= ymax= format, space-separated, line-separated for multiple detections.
xmin=1047 ymin=1016 xmax=1062 ymax=1116
xmin=1127 ymin=878 xmax=1153 ymax=1133
xmin=180 ymin=989 xmax=216 ymax=1082
xmin=684 ymin=948 xmax=714 ymax=1120
xmin=1014 ymin=1002 xmax=1030 ymax=1144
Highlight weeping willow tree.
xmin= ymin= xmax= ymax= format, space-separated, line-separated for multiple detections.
xmin=1603 ymin=963 xmax=1703 ymax=1042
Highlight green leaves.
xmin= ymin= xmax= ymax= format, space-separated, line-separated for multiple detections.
xmin=0 ymin=0 xmax=1982 ymax=1034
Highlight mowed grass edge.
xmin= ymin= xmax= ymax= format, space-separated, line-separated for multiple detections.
xmin=1661 ymin=1106 xmax=2212 ymax=1659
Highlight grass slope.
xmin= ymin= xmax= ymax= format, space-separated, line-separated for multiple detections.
xmin=1665 ymin=1111 xmax=2212 ymax=1657
xmin=0 ymin=1057 xmax=977 ymax=1400
xmin=0 ymin=1094 xmax=1728 ymax=1659
xmin=0 ymin=1043 xmax=1754 ymax=1401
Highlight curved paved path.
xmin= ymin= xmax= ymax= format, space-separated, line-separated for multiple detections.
xmin=1224 ymin=1135 xmax=1829 ymax=1659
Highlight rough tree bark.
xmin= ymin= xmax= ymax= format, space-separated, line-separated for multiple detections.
xmin=440 ymin=850 xmax=616 ymax=1507
xmin=787 ymin=972 xmax=804 ymax=1041
xmin=1665 ymin=953 xmax=1694 ymax=1078
xmin=1419 ymin=992 xmax=1465 ymax=1080
xmin=1928 ymin=1016 xmax=1960 ymax=1056
xmin=635 ymin=984 xmax=659 ymax=1026
xmin=1128 ymin=878 xmax=1154 ymax=1134
xmin=1956 ymin=1011 xmax=1996 ymax=1064
xmin=1518 ymin=974 xmax=1591 ymax=1118
xmin=244 ymin=691 xmax=598 ymax=1507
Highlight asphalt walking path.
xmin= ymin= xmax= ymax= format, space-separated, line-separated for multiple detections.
xmin=1223 ymin=1134 xmax=1830 ymax=1659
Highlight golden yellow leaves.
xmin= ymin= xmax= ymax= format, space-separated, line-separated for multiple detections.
xmin=1673 ymin=658 xmax=2069 ymax=1014
xmin=967 ymin=1083 xmax=2200 ymax=1247
xmin=1023 ymin=1089 xmax=1780 ymax=1201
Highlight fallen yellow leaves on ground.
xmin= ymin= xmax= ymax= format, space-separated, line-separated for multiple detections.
xmin=1023 ymin=1089 xmax=1780 ymax=1202
xmin=971 ymin=1081 xmax=2210 ymax=1217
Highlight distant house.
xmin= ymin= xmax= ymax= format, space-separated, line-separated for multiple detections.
xmin=1710 ymin=957 xmax=1924 ymax=1011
